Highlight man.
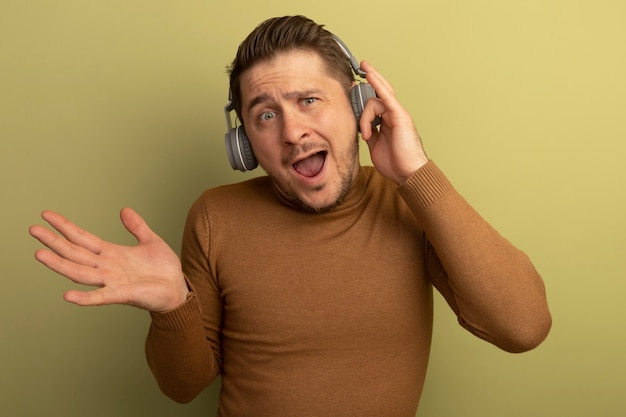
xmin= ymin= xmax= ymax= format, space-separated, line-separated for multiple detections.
xmin=29 ymin=15 xmax=551 ymax=417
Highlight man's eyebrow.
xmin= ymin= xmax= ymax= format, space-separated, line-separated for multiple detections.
xmin=246 ymin=93 xmax=272 ymax=115
xmin=245 ymin=89 xmax=325 ymax=114
xmin=285 ymin=89 xmax=324 ymax=100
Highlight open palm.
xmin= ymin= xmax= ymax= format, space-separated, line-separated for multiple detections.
xmin=29 ymin=208 xmax=188 ymax=312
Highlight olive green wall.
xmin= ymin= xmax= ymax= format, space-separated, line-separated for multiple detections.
xmin=2 ymin=1 xmax=625 ymax=416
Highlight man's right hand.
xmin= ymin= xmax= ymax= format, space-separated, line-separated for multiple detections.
xmin=29 ymin=208 xmax=188 ymax=312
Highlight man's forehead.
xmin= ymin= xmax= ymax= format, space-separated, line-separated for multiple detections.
xmin=241 ymin=50 xmax=326 ymax=86
xmin=240 ymin=51 xmax=339 ymax=107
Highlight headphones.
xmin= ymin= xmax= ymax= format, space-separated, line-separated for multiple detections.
xmin=224 ymin=35 xmax=379 ymax=172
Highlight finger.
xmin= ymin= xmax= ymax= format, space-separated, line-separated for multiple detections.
xmin=360 ymin=97 xmax=387 ymax=140
xmin=361 ymin=61 xmax=395 ymax=98
xmin=33 ymin=248 xmax=104 ymax=287
xmin=29 ymin=223 xmax=100 ymax=268
xmin=119 ymin=207 xmax=158 ymax=245
xmin=64 ymin=287 xmax=122 ymax=307
xmin=40 ymin=211 xmax=103 ymax=254
xmin=361 ymin=61 xmax=410 ymax=124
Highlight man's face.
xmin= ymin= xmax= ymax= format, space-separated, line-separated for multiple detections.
xmin=239 ymin=50 xmax=360 ymax=213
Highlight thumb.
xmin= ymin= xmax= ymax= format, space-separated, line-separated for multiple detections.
xmin=119 ymin=207 xmax=155 ymax=244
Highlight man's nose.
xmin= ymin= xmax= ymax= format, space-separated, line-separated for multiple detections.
xmin=280 ymin=110 xmax=310 ymax=145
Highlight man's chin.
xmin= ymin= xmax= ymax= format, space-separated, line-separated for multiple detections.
xmin=291 ymin=187 xmax=352 ymax=214
xmin=296 ymin=199 xmax=341 ymax=214
xmin=270 ymin=183 xmax=342 ymax=214
xmin=269 ymin=167 xmax=355 ymax=214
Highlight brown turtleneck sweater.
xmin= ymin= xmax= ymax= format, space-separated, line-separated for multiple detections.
xmin=145 ymin=161 xmax=551 ymax=416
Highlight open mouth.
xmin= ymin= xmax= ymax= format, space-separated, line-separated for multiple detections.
xmin=292 ymin=151 xmax=327 ymax=178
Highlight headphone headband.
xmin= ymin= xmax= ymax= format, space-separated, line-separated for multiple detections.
xmin=332 ymin=35 xmax=367 ymax=79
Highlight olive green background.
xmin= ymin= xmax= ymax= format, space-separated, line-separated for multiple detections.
xmin=2 ymin=1 xmax=625 ymax=416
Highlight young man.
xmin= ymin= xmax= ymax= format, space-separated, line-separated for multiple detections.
xmin=29 ymin=15 xmax=551 ymax=417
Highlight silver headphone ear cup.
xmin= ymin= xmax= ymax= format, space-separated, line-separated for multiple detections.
xmin=236 ymin=127 xmax=258 ymax=171
xmin=350 ymin=83 xmax=381 ymax=131
xmin=225 ymin=129 xmax=240 ymax=171
xmin=225 ymin=127 xmax=258 ymax=171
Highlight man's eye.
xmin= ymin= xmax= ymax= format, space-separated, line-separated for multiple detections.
xmin=260 ymin=111 xmax=276 ymax=121
xmin=303 ymin=97 xmax=317 ymax=105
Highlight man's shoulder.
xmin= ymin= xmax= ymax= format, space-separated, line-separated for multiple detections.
xmin=192 ymin=175 xmax=277 ymax=213
xmin=204 ymin=175 xmax=272 ymax=197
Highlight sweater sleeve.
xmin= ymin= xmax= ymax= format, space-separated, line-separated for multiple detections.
xmin=398 ymin=161 xmax=551 ymax=352
xmin=144 ymin=195 xmax=222 ymax=403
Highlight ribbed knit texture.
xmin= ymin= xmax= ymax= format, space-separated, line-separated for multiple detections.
xmin=399 ymin=160 xmax=453 ymax=209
